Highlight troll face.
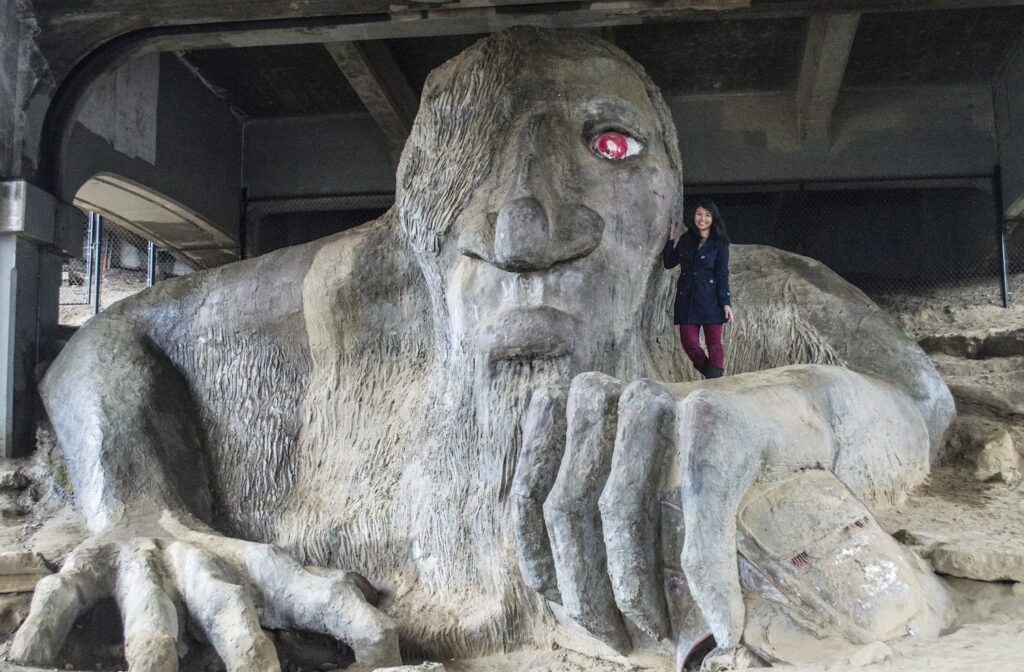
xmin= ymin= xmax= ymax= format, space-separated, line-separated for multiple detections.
xmin=398 ymin=29 xmax=682 ymax=374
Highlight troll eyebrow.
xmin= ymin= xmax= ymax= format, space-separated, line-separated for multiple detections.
xmin=582 ymin=97 xmax=651 ymax=130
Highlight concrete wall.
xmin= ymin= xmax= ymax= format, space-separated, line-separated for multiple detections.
xmin=242 ymin=114 xmax=394 ymax=255
xmin=693 ymin=186 xmax=995 ymax=280
xmin=251 ymin=209 xmax=388 ymax=255
xmin=995 ymin=41 xmax=1024 ymax=218
xmin=59 ymin=52 xmax=243 ymax=239
xmin=243 ymin=114 xmax=395 ymax=199
xmin=238 ymin=84 xmax=999 ymax=263
xmin=0 ymin=0 xmax=51 ymax=181
xmin=674 ymin=85 xmax=996 ymax=186
xmin=240 ymin=85 xmax=996 ymax=201
xmin=0 ymin=0 xmax=20 ymax=178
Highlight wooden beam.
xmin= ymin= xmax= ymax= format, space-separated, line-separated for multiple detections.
xmin=323 ymin=40 xmax=419 ymax=157
xmin=796 ymin=13 xmax=860 ymax=145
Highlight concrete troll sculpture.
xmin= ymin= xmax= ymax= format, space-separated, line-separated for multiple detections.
xmin=14 ymin=27 xmax=955 ymax=672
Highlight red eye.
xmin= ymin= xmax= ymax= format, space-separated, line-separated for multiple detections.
xmin=591 ymin=131 xmax=642 ymax=160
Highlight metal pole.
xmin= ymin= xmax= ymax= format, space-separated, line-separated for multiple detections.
xmin=85 ymin=212 xmax=94 ymax=304
xmin=89 ymin=212 xmax=101 ymax=308
xmin=796 ymin=182 xmax=808 ymax=256
xmin=147 ymin=241 xmax=157 ymax=287
xmin=994 ymin=165 xmax=1010 ymax=308
xmin=239 ymin=186 xmax=248 ymax=260
xmin=92 ymin=215 xmax=104 ymax=316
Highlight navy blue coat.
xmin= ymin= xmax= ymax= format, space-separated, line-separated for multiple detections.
xmin=662 ymin=233 xmax=732 ymax=325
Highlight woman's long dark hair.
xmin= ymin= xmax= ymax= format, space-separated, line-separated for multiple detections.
xmin=683 ymin=199 xmax=730 ymax=245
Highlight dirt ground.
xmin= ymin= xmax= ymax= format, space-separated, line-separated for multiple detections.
xmin=6 ymin=273 xmax=1024 ymax=671
xmin=799 ymin=275 xmax=1024 ymax=672
xmin=58 ymin=268 xmax=160 ymax=328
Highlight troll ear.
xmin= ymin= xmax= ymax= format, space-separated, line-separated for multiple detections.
xmin=654 ymin=123 xmax=684 ymax=227
xmin=673 ymin=194 xmax=685 ymax=230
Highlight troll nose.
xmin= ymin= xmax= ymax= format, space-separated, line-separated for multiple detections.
xmin=494 ymin=197 xmax=548 ymax=271
xmin=492 ymin=197 xmax=604 ymax=272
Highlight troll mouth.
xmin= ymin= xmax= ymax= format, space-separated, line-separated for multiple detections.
xmin=476 ymin=306 xmax=576 ymax=361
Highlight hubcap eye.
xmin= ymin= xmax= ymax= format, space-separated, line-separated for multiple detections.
xmin=590 ymin=131 xmax=643 ymax=160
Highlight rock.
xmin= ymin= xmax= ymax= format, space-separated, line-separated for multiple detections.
xmin=340 ymin=665 xmax=445 ymax=672
xmin=930 ymin=544 xmax=1024 ymax=583
xmin=1012 ymin=582 xmax=1024 ymax=597
xmin=0 ymin=492 xmax=27 ymax=519
xmin=0 ymin=573 xmax=48 ymax=593
xmin=699 ymin=646 xmax=764 ymax=671
xmin=0 ymin=593 xmax=32 ymax=637
xmin=273 ymin=630 xmax=353 ymax=671
xmin=0 ymin=553 xmax=53 ymax=596
xmin=948 ymin=383 xmax=1024 ymax=420
xmin=918 ymin=326 xmax=1024 ymax=359
xmin=947 ymin=416 xmax=1021 ymax=485
xmin=29 ymin=507 xmax=89 ymax=564
xmin=973 ymin=430 xmax=1021 ymax=484
xmin=944 ymin=577 xmax=1024 ymax=623
xmin=0 ymin=551 xmax=51 ymax=575
xmin=0 ymin=494 xmax=28 ymax=519
xmin=846 ymin=641 xmax=892 ymax=667
xmin=0 ymin=468 xmax=29 ymax=492
xmin=892 ymin=528 xmax=944 ymax=553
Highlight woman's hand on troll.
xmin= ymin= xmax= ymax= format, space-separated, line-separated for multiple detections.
xmin=724 ymin=306 xmax=734 ymax=323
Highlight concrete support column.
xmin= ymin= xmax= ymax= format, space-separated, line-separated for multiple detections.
xmin=0 ymin=181 xmax=81 ymax=457
xmin=796 ymin=13 xmax=860 ymax=146
xmin=0 ymin=0 xmax=23 ymax=179
xmin=1 ymin=0 xmax=51 ymax=183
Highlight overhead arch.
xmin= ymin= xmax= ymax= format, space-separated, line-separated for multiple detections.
xmin=73 ymin=173 xmax=237 ymax=269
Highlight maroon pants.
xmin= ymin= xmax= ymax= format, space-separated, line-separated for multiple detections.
xmin=679 ymin=323 xmax=725 ymax=370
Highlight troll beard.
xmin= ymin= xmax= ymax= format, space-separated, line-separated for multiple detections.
xmin=381 ymin=323 xmax=660 ymax=657
xmin=284 ymin=236 xmax=661 ymax=656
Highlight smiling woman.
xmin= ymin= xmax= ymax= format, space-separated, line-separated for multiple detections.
xmin=663 ymin=199 xmax=733 ymax=378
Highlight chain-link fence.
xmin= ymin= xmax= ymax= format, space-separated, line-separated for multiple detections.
xmin=1004 ymin=218 xmax=1023 ymax=305
xmin=688 ymin=179 xmax=1021 ymax=309
xmin=59 ymin=214 xmax=193 ymax=326
xmin=59 ymin=250 xmax=90 ymax=308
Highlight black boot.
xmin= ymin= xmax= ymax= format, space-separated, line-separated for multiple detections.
xmin=705 ymin=366 xmax=724 ymax=379
xmin=695 ymin=361 xmax=708 ymax=378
